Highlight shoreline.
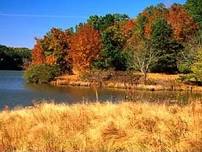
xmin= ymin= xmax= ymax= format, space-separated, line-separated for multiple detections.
xmin=51 ymin=73 xmax=201 ymax=92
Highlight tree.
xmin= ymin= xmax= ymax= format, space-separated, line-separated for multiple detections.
xmin=167 ymin=4 xmax=198 ymax=42
xmin=177 ymin=35 xmax=199 ymax=74
xmin=0 ymin=48 xmax=19 ymax=70
xmin=87 ymin=14 xmax=129 ymax=31
xmin=95 ymin=26 xmax=130 ymax=70
xmin=0 ymin=45 xmax=31 ymax=70
xmin=185 ymin=0 xmax=202 ymax=27
xmin=70 ymin=24 xmax=101 ymax=73
xmin=150 ymin=18 xmax=183 ymax=73
xmin=120 ymin=20 xmax=136 ymax=39
xmin=185 ymin=0 xmax=202 ymax=46
xmin=137 ymin=4 xmax=168 ymax=38
xmin=32 ymin=40 xmax=45 ymax=65
xmin=191 ymin=48 xmax=202 ymax=82
xmin=40 ymin=28 xmax=72 ymax=73
xmin=46 ymin=55 xmax=56 ymax=65
xmin=11 ymin=47 xmax=31 ymax=61
xmin=127 ymin=34 xmax=157 ymax=84
xmin=87 ymin=15 xmax=101 ymax=30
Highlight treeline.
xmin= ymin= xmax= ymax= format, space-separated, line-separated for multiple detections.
xmin=0 ymin=45 xmax=31 ymax=70
xmin=27 ymin=0 xmax=202 ymax=83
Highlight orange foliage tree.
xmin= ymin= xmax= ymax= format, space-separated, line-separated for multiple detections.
xmin=120 ymin=20 xmax=136 ymax=39
xmin=70 ymin=24 xmax=101 ymax=73
xmin=167 ymin=4 xmax=198 ymax=42
xmin=31 ymin=40 xmax=45 ymax=65
xmin=41 ymin=28 xmax=73 ymax=73
xmin=45 ymin=55 xmax=56 ymax=65
xmin=141 ymin=4 xmax=168 ymax=38
xmin=42 ymin=28 xmax=72 ymax=55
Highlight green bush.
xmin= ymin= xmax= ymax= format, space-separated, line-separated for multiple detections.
xmin=24 ymin=64 xmax=60 ymax=84
xmin=179 ymin=74 xmax=202 ymax=85
xmin=178 ymin=63 xmax=192 ymax=74
xmin=179 ymin=74 xmax=197 ymax=84
xmin=92 ymin=58 xmax=110 ymax=70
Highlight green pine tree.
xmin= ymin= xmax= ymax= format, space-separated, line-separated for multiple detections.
xmin=150 ymin=18 xmax=183 ymax=73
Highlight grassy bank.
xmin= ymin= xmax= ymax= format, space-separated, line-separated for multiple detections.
xmin=0 ymin=101 xmax=201 ymax=152
xmin=51 ymin=72 xmax=200 ymax=91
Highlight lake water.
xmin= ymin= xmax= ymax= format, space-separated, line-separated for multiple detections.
xmin=0 ymin=70 xmax=202 ymax=109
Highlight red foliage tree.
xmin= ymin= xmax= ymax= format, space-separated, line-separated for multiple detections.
xmin=70 ymin=24 xmax=101 ymax=73
xmin=167 ymin=4 xmax=198 ymax=42
xmin=32 ymin=40 xmax=45 ymax=65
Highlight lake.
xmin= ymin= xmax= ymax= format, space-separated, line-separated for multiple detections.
xmin=0 ymin=70 xmax=202 ymax=109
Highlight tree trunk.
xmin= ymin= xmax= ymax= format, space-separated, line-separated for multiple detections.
xmin=95 ymin=88 xmax=99 ymax=102
xmin=143 ymin=71 xmax=147 ymax=85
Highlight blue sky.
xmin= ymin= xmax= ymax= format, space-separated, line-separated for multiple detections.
xmin=0 ymin=0 xmax=186 ymax=48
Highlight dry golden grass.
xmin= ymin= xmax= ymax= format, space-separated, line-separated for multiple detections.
xmin=52 ymin=72 xmax=185 ymax=91
xmin=147 ymin=73 xmax=179 ymax=82
xmin=147 ymin=73 xmax=179 ymax=80
xmin=52 ymin=72 xmax=202 ymax=91
xmin=0 ymin=101 xmax=201 ymax=152
xmin=51 ymin=72 xmax=202 ymax=92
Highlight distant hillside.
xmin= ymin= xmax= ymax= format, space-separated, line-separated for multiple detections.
xmin=0 ymin=44 xmax=31 ymax=70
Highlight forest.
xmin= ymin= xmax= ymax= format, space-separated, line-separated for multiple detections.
xmin=26 ymin=0 xmax=202 ymax=84
xmin=0 ymin=45 xmax=31 ymax=70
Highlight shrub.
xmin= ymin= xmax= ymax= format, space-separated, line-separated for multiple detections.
xmin=178 ymin=63 xmax=192 ymax=74
xmin=92 ymin=58 xmax=110 ymax=70
xmin=179 ymin=74 xmax=197 ymax=84
xmin=24 ymin=64 xmax=60 ymax=84
xmin=185 ymin=48 xmax=202 ymax=84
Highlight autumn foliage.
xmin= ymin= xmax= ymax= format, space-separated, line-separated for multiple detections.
xmin=45 ymin=55 xmax=56 ymax=65
xmin=70 ymin=24 xmax=101 ymax=73
xmin=31 ymin=40 xmax=45 ymax=65
xmin=120 ymin=20 xmax=136 ymax=38
xmin=30 ymin=0 xmax=201 ymax=78
xmin=167 ymin=4 xmax=198 ymax=42
xmin=42 ymin=28 xmax=71 ymax=55
xmin=141 ymin=5 xmax=167 ymax=38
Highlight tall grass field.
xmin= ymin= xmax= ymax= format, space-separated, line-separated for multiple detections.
xmin=0 ymin=101 xmax=201 ymax=152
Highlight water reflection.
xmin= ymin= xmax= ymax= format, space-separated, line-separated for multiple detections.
xmin=125 ymin=90 xmax=201 ymax=105
xmin=24 ymin=83 xmax=126 ymax=103
xmin=0 ymin=70 xmax=202 ymax=109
